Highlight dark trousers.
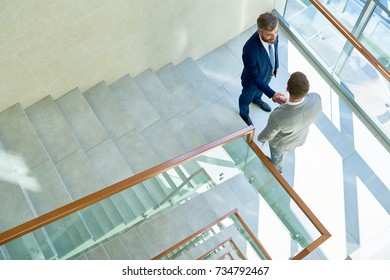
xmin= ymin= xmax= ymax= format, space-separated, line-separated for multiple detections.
xmin=238 ymin=87 xmax=263 ymax=117
xmin=238 ymin=76 xmax=271 ymax=116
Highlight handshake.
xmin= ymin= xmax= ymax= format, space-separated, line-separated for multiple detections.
xmin=272 ymin=92 xmax=287 ymax=104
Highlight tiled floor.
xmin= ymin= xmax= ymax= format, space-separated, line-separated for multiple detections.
xmin=195 ymin=25 xmax=390 ymax=260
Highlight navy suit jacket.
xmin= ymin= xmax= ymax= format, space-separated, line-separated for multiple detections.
xmin=241 ymin=31 xmax=279 ymax=98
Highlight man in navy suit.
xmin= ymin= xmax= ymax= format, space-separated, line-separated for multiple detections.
xmin=239 ymin=12 xmax=286 ymax=126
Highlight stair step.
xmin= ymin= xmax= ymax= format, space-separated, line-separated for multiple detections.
xmin=110 ymin=74 xmax=160 ymax=131
xmin=55 ymin=88 xmax=109 ymax=152
xmin=86 ymin=139 xmax=138 ymax=223
xmin=165 ymin=112 xmax=208 ymax=152
xmin=10 ymin=97 xmax=88 ymax=215
xmin=96 ymin=199 xmax=124 ymax=233
xmin=114 ymin=129 xmax=160 ymax=210
xmin=175 ymin=58 xmax=223 ymax=105
xmin=187 ymin=105 xmax=227 ymax=142
xmin=115 ymin=129 xmax=160 ymax=174
xmin=102 ymin=237 xmax=132 ymax=260
xmin=54 ymin=148 xmax=105 ymax=197
xmin=119 ymin=228 xmax=152 ymax=259
xmin=0 ymin=33 xmax=259 ymax=260
xmin=25 ymin=95 xmax=80 ymax=163
xmin=86 ymin=139 xmax=133 ymax=185
xmin=0 ymin=102 xmax=93 ymax=257
xmin=54 ymin=149 xmax=125 ymax=237
xmin=45 ymin=215 xmax=92 ymax=258
xmin=177 ymin=225 xmax=244 ymax=260
xmin=80 ymin=207 xmax=106 ymax=240
xmin=56 ymin=88 xmax=139 ymax=223
xmin=224 ymin=29 xmax=253 ymax=60
xmin=18 ymin=160 xmax=74 ymax=215
xmin=127 ymin=183 xmax=156 ymax=212
xmin=195 ymin=44 xmax=242 ymax=88
xmin=83 ymin=81 xmax=134 ymax=141
xmin=135 ymin=193 xmax=224 ymax=259
xmin=156 ymin=63 xmax=203 ymax=113
xmin=0 ymin=172 xmax=36 ymax=231
xmin=0 ymin=248 xmax=5 ymax=260
xmin=4 ymin=234 xmax=46 ymax=260
xmin=120 ymin=187 xmax=148 ymax=217
xmin=208 ymin=90 xmax=246 ymax=134
xmin=143 ymin=177 xmax=173 ymax=205
xmin=141 ymin=119 xmax=185 ymax=162
xmin=134 ymin=69 xmax=182 ymax=121
xmin=0 ymin=140 xmax=12 ymax=178
xmin=0 ymin=103 xmax=48 ymax=173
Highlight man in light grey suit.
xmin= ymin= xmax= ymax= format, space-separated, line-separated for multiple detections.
xmin=258 ymin=72 xmax=322 ymax=173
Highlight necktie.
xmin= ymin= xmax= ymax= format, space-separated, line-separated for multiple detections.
xmin=268 ymin=44 xmax=275 ymax=69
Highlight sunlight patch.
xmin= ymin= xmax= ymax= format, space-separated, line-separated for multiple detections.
xmin=356 ymin=177 xmax=390 ymax=245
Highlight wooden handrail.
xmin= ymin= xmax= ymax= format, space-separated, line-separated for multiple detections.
xmin=151 ymin=208 xmax=271 ymax=260
xmin=1 ymin=122 xmax=330 ymax=260
xmin=151 ymin=209 xmax=239 ymax=260
xmin=246 ymin=141 xmax=331 ymax=259
xmin=233 ymin=212 xmax=272 ymax=260
xmin=219 ymin=252 xmax=234 ymax=260
xmin=229 ymin=238 xmax=247 ymax=260
xmin=0 ymin=126 xmax=255 ymax=245
xmin=310 ymin=0 xmax=390 ymax=81
xmin=197 ymin=237 xmax=247 ymax=260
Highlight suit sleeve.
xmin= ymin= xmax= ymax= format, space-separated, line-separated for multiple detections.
xmin=257 ymin=113 xmax=280 ymax=142
xmin=242 ymin=46 xmax=275 ymax=98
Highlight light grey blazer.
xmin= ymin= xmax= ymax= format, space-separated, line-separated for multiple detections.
xmin=258 ymin=92 xmax=322 ymax=151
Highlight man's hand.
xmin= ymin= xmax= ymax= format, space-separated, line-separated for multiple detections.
xmin=272 ymin=92 xmax=287 ymax=104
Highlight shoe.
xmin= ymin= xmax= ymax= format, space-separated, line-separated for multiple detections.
xmin=239 ymin=113 xmax=253 ymax=126
xmin=254 ymin=100 xmax=271 ymax=112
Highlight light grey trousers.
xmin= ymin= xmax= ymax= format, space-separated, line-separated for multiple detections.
xmin=269 ymin=144 xmax=285 ymax=173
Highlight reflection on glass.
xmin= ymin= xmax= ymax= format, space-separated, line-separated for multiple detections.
xmin=339 ymin=48 xmax=390 ymax=130
xmin=361 ymin=5 xmax=390 ymax=71
xmin=283 ymin=0 xmax=390 ymax=142
xmin=319 ymin=0 xmax=363 ymax=31
xmin=223 ymin=138 xmax=321 ymax=259
xmin=313 ymin=0 xmax=390 ymax=71
xmin=285 ymin=1 xmax=347 ymax=68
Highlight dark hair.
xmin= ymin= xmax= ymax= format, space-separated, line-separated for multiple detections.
xmin=287 ymin=72 xmax=310 ymax=100
xmin=257 ymin=12 xmax=278 ymax=31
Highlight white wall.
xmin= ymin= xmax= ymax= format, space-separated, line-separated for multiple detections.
xmin=0 ymin=0 xmax=275 ymax=112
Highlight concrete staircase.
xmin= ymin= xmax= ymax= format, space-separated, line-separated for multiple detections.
xmin=0 ymin=54 xmax=248 ymax=259
xmin=75 ymin=174 xmax=261 ymax=260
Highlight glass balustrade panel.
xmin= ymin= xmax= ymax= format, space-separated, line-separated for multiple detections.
xmin=223 ymin=138 xmax=322 ymax=259
xmin=283 ymin=0 xmax=390 ymax=142
xmin=1 ymin=134 xmax=323 ymax=260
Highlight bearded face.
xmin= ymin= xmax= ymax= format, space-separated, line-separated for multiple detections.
xmin=258 ymin=25 xmax=279 ymax=44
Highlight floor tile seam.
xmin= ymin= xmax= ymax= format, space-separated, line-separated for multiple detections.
xmin=79 ymin=135 xmax=111 ymax=154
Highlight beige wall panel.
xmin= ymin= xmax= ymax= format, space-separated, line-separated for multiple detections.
xmin=0 ymin=56 xmax=47 ymax=108
xmin=0 ymin=0 xmax=274 ymax=112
